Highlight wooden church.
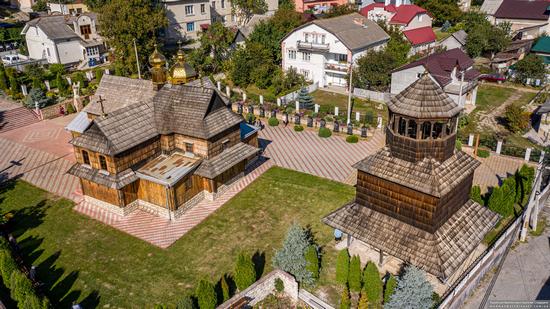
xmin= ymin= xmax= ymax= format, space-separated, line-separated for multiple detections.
xmin=66 ymin=46 xmax=259 ymax=219
xmin=323 ymin=73 xmax=500 ymax=281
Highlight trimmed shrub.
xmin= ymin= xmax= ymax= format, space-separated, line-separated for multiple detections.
xmin=455 ymin=140 xmax=462 ymax=151
xmin=220 ymin=275 xmax=230 ymax=302
xmin=470 ymin=185 xmax=484 ymax=205
xmin=336 ymin=249 xmax=350 ymax=285
xmin=384 ymin=274 xmax=397 ymax=304
xmin=0 ymin=250 xmax=17 ymax=288
xmin=268 ymin=117 xmax=279 ymax=126
xmin=275 ymin=278 xmax=284 ymax=293
xmin=196 ymin=278 xmax=217 ymax=309
xmin=177 ymin=295 xmax=196 ymax=309
xmin=362 ymin=262 xmax=382 ymax=305
xmin=340 ymin=285 xmax=351 ymax=309
xmin=234 ymin=252 xmax=256 ymax=291
xmin=304 ymin=245 xmax=319 ymax=280
xmin=319 ymin=127 xmax=332 ymax=138
xmin=348 ymin=255 xmax=362 ymax=292
xmin=346 ymin=135 xmax=359 ymax=143
xmin=477 ymin=149 xmax=490 ymax=158
xmin=294 ymin=125 xmax=304 ymax=132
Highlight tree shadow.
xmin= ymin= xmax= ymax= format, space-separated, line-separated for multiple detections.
xmin=252 ymin=251 xmax=265 ymax=280
xmin=80 ymin=290 xmax=101 ymax=308
xmin=536 ymin=275 xmax=550 ymax=300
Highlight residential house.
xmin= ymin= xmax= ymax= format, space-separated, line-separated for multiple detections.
xmin=66 ymin=47 xmax=259 ymax=220
xmin=292 ymin=0 xmax=348 ymax=14
xmin=360 ymin=0 xmax=437 ymax=56
xmin=162 ymin=0 xmax=212 ymax=41
xmin=281 ymin=13 xmax=389 ymax=88
xmin=483 ymin=0 xmax=550 ymax=40
xmin=48 ymin=0 xmax=89 ymax=15
xmin=10 ymin=0 xmax=35 ymax=12
xmin=22 ymin=13 xmax=106 ymax=65
xmin=439 ymin=30 xmax=467 ymax=52
xmin=211 ymin=0 xmax=277 ymax=25
xmin=492 ymin=39 xmax=533 ymax=73
xmin=531 ymin=36 xmax=550 ymax=66
xmin=391 ymin=48 xmax=481 ymax=107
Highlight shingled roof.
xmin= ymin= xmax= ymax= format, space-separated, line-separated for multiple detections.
xmin=68 ymin=164 xmax=137 ymax=189
xmin=354 ymin=147 xmax=480 ymax=197
xmin=195 ymin=142 xmax=259 ymax=179
xmin=24 ymin=15 xmax=80 ymax=40
xmin=73 ymin=84 xmax=243 ymax=155
xmin=387 ymin=73 xmax=462 ymax=119
xmin=494 ymin=0 xmax=550 ymax=21
xmin=323 ymin=200 xmax=499 ymax=280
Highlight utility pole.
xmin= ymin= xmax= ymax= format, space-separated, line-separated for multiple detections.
xmin=346 ymin=63 xmax=353 ymax=125
xmin=520 ymin=161 xmax=544 ymax=241
xmin=133 ymin=39 xmax=141 ymax=79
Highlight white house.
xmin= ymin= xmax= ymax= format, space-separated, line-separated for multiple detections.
xmin=482 ymin=0 xmax=550 ymax=40
xmin=281 ymin=13 xmax=389 ymax=88
xmin=360 ymin=0 xmax=436 ymax=56
xmin=391 ymin=48 xmax=480 ymax=108
xmin=439 ymin=30 xmax=467 ymax=52
xmin=22 ymin=13 xmax=105 ymax=65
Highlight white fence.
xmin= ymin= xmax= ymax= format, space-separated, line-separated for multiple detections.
xmin=278 ymin=82 xmax=319 ymax=105
xmin=353 ymin=88 xmax=391 ymax=103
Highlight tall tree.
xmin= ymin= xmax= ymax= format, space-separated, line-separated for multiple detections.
xmin=0 ymin=63 xmax=8 ymax=91
xmin=335 ymin=249 xmax=350 ymax=285
xmin=234 ymin=252 xmax=256 ymax=291
xmin=325 ymin=4 xmax=356 ymax=18
xmin=414 ymin=0 xmax=462 ymax=26
xmin=272 ymin=223 xmax=315 ymax=284
xmin=195 ymin=279 xmax=217 ymax=309
xmin=231 ymin=0 xmax=267 ymax=26
xmin=463 ymin=12 xmax=511 ymax=58
xmin=98 ymin=0 xmax=167 ymax=76
xmin=386 ymin=265 xmax=434 ymax=309
xmin=189 ymin=22 xmax=234 ymax=75
xmin=353 ymin=50 xmax=395 ymax=91
xmin=362 ymin=261 xmax=382 ymax=305
xmin=514 ymin=54 xmax=547 ymax=84
xmin=348 ymin=255 xmax=362 ymax=292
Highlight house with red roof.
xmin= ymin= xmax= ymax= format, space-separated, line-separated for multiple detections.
xmin=360 ymin=0 xmax=436 ymax=56
xmin=291 ymin=0 xmax=349 ymax=13
xmin=390 ymin=48 xmax=481 ymax=108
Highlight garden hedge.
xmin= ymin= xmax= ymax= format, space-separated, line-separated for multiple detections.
xmin=346 ymin=135 xmax=359 ymax=143
xmin=477 ymin=149 xmax=490 ymax=158
xmin=268 ymin=117 xmax=279 ymax=126
xmin=294 ymin=125 xmax=304 ymax=132
xmin=319 ymin=127 xmax=332 ymax=138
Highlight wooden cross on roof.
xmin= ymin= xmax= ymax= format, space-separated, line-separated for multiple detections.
xmin=98 ymin=95 xmax=106 ymax=118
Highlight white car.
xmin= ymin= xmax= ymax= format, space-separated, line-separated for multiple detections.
xmin=2 ymin=54 xmax=21 ymax=65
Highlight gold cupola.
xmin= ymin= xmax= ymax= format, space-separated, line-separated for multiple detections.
xmin=168 ymin=43 xmax=197 ymax=85
xmin=149 ymin=44 xmax=167 ymax=90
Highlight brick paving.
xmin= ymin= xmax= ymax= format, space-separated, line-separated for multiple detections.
xmin=73 ymin=158 xmax=274 ymax=248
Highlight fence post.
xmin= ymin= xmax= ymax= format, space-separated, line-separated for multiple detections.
xmin=295 ymin=100 xmax=299 ymax=113
xmin=496 ymin=140 xmax=503 ymax=155
xmin=355 ymin=112 xmax=360 ymax=122
xmin=377 ymin=115 xmax=382 ymax=129
xmin=277 ymin=98 xmax=281 ymax=107
xmin=44 ymin=80 xmax=50 ymax=91
xmin=225 ymin=86 xmax=230 ymax=97
xmin=335 ymin=107 xmax=339 ymax=116
xmin=217 ymin=81 xmax=221 ymax=91
xmin=468 ymin=134 xmax=474 ymax=147
xmin=525 ymin=148 xmax=532 ymax=162
xmin=21 ymin=84 xmax=28 ymax=96
xmin=539 ymin=150 xmax=545 ymax=164
xmin=243 ymin=92 xmax=247 ymax=102
xmin=260 ymin=95 xmax=264 ymax=105
xmin=314 ymin=104 xmax=319 ymax=113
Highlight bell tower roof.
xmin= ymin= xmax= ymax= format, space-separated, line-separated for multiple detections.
xmin=387 ymin=73 xmax=462 ymax=119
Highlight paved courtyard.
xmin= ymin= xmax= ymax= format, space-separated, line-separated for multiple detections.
xmin=0 ymin=116 xmax=535 ymax=248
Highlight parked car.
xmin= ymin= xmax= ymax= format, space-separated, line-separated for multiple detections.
xmin=479 ymin=73 xmax=506 ymax=83
xmin=1 ymin=54 xmax=21 ymax=65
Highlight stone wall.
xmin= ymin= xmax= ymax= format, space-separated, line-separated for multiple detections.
xmin=353 ymin=88 xmax=391 ymax=103
xmin=218 ymin=269 xmax=299 ymax=308
xmin=40 ymin=100 xmax=73 ymax=120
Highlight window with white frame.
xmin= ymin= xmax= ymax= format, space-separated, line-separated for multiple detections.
xmin=334 ymin=53 xmax=347 ymax=63
xmin=302 ymin=52 xmax=311 ymax=61
xmin=201 ymin=3 xmax=206 ymax=14
xmin=288 ymin=49 xmax=296 ymax=60
xmin=185 ymin=5 xmax=194 ymax=15
xmin=300 ymin=69 xmax=310 ymax=79
xmin=304 ymin=33 xmax=309 ymax=42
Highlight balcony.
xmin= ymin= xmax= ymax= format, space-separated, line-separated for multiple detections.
xmin=324 ymin=62 xmax=349 ymax=73
xmin=297 ymin=40 xmax=329 ymax=51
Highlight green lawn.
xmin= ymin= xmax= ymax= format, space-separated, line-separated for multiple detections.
xmin=475 ymin=85 xmax=516 ymax=113
xmin=310 ymin=90 xmax=388 ymax=123
xmin=0 ymin=167 xmax=354 ymax=307
xmin=434 ymin=28 xmax=451 ymax=41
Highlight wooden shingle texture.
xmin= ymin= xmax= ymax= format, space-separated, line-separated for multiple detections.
xmin=195 ymin=142 xmax=259 ymax=179
xmin=354 ymin=147 xmax=480 ymax=197
xmin=387 ymin=73 xmax=462 ymax=119
xmin=68 ymin=164 xmax=137 ymax=189
xmin=323 ymin=200 xmax=499 ymax=280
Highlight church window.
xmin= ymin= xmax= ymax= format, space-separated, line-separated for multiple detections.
xmin=421 ymin=122 xmax=431 ymax=139
xmin=398 ymin=117 xmax=407 ymax=135
xmin=82 ymin=150 xmax=90 ymax=165
xmin=432 ymin=122 xmax=444 ymax=139
xmin=185 ymin=143 xmax=194 ymax=154
xmin=99 ymin=155 xmax=108 ymax=170
xmin=407 ymin=120 xmax=417 ymax=139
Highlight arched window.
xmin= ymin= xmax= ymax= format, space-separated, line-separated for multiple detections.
xmin=398 ymin=117 xmax=407 ymax=135
xmin=407 ymin=120 xmax=417 ymax=139
xmin=99 ymin=155 xmax=108 ymax=170
xmin=432 ymin=122 xmax=444 ymax=139
xmin=421 ymin=122 xmax=431 ymax=139
xmin=82 ymin=150 xmax=90 ymax=165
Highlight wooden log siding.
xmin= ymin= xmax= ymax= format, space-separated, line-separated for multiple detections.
xmin=174 ymin=175 xmax=204 ymax=207
xmin=114 ymin=139 xmax=162 ymax=173
xmin=122 ymin=182 xmax=139 ymax=205
xmin=243 ymin=134 xmax=259 ymax=148
xmin=174 ymin=134 xmax=209 ymax=157
xmin=214 ymin=161 xmax=245 ymax=189
xmin=207 ymin=129 xmax=241 ymax=158
xmin=137 ymin=178 xmax=169 ymax=208
xmin=81 ymin=179 xmax=123 ymax=206
xmin=160 ymin=134 xmax=176 ymax=153
xmin=433 ymin=173 xmax=474 ymax=229
xmin=74 ymin=146 xmax=116 ymax=173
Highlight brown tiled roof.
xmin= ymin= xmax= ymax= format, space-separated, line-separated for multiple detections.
xmin=394 ymin=48 xmax=479 ymax=87
xmin=494 ymin=0 xmax=550 ymax=21
xmin=387 ymin=73 xmax=463 ymax=119
xmin=68 ymin=164 xmax=137 ymax=189
xmin=354 ymin=148 xmax=480 ymax=197
xmin=83 ymin=75 xmax=156 ymax=116
xmin=323 ymin=200 xmax=499 ymax=280
xmin=195 ymin=142 xmax=259 ymax=179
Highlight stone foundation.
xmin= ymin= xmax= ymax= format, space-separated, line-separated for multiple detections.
xmin=83 ymin=195 xmax=137 ymax=216
xmin=174 ymin=191 xmax=205 ymax=219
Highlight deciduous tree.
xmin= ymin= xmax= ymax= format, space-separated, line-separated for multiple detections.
xmin=414 ymin=0 xmax=462 ymax=25
xmin=504 ymin=104 xmax=530 ymax=133
xmin=189 ymin=22 xmax=234 ymax=75
xmin=514 ymin=54 xmax=547 ymax=84
xmin=231 ymin=0 xmax=267 ymax=26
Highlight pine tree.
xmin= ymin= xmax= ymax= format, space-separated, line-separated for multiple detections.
xmin=358 ymin=289 xmax=368 ymax=309
xmin=339 ymin=285 xmax=351 ymax=309
xmin=385 ymin=265 xmax=434 ymax=309
xmin=195 ymin=278 xmax=217 ymax=309
xmin=24 ymin=88 xmax=50 ymax=109
xmin=272 ymin=223 xmax=314 ymax=284
xmin=335 ymin=249 xmax=350 ymax=285
xmin=304 ymin=245 xmax=319 ymax=281
xmin=348 ymin=255 xmax=362 ymax=292
xmin=297 ymin=87 xmax=314 ymax=110
xmin=441 ymin=20 xmax=452 ymax=32
xmin=384 ymin=274 xmax=397 ymax=304
xmin=234 ymin=252 xmax=256 ymax=291
xmin=176 ymin=295 xmax=196 ymax=309
xmin=220 ymin=275 xmax=230 ymax=302
xmin=470 ymin=185 xmax=484 ymax=205
xmin=362 ymin=261 xmax=382 ymax=305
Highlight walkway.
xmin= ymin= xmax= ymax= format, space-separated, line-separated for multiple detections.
xmin=73 ymin=159 xmax=274 ymax=248
xmin=464 ymin=205 xmax=550 ymax=308
xmin=0 ymin=106 xmax=40 ymax=134
xmin=259 ymin=126 xmax=385 ymax=184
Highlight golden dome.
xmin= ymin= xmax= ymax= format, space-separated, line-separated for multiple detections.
xmin=149 ymin=44 xmax=166 ymax=68
xmin=168 ymin=46 xmax=197 ymax=85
